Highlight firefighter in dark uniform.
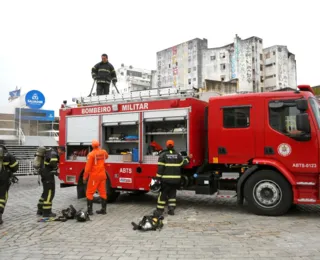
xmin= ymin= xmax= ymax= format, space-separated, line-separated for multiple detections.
xmin=153 ymin=140 xmax=189 ymax=216
xmin=35 ymin=146 xmax=65 ymax=217
xmin=91 ymin=54 xmax=117 ymax=95
xmin=0 ymin=144 xmax=19 ymax=225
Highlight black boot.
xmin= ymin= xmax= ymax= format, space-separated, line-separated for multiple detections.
xmin=87 ymin=199 xmax=93 ymax=215
xmin=96 ymin=199 xmax=107 ymax=215
xmin=168 ymin=207 xmax=175 ymax=216
xmin=37 ymin=204 xmax=43 ymax=216
xmin=0 ymin=213 xmax=3 ymax=225
xmin=42 ymin=209 xmax=56 ymax=218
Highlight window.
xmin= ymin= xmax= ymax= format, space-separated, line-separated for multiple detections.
xmin=220 ymin=53 xmax=225 ymax=59
xmin=221 ymin=76 xmax=225 ymax=81
xmin=269 ymin=100 xmax=300 ymax=134
xmin=309 ymin=98 xmax=320 ymax=128
xmin=193 ymin=78 xmax=196 ymax=81
xmin=169 ymin=64 xmax=171 ymax=68
xmin=188 ymin=79 xmax=191 ymax=84
xmin=273 ymin=51 xmax=276 ymax=55
xmin=260 ymin=76 xmax=264 ymax=83
xmin=176 ymin=62 xmax=178 ymax=66
xmin=223 ymin=107 xmax=250 ymax=128
xmin=265 ymin=75 xmax=274 ymax=79
xmin=252 ymin=57 xmax=255 ymax=63
xmin=193 ymin=67 xmax=197 ymax=71
xmin=211 ymin=56 xmax=216 ymax=61
xmin=120 ymin=72 xmax=124 ymax=76
xmin=260 ymin=64 xmax=263 ymax=71
xmin=265 ymin=63 xmax=273 ymax=67
xmin=188 ymin=68 xmax=191 ymax=73
xmin=265 ymin=52 xmax=270 ymax=59
xmin=260 ymin=54 xmax=263 ymax=60
xmin=220 ymin=64 xmax=226 ymax=70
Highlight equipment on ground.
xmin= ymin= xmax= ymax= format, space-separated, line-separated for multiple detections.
xmin=58 ymin=85 xmax=320 ymax=217
xmin=76 ymin=210 xmax=90 ymax=222
xmin=131 ymin=215 xmax=164 ymax=231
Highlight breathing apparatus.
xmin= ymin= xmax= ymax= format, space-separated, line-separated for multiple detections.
xmin=0 ymin=146 xmax=4 ymax=172
xmin=33 ymin=146 xmax=48 ymax=170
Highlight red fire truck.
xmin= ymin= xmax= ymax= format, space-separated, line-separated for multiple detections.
xmin=59 ymin=85 xmax=320 ymax=216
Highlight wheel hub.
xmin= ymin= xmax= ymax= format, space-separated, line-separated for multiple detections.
xmin=253 ymin=180 xmax=282 ymax=208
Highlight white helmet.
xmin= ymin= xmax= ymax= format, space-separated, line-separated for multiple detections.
xmin=149 ymin=178 xmax=161 ymax=193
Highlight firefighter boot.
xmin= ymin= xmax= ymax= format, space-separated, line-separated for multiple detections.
xmin=96 ymin=199 xmax=107 ymax=215
xmin=87 ymin=199 xmax=93 ymax=215
xmin=42 ymin=209 xmax=57 ymax=218
xmin=168 ymin=207 xmax=175 ymax=216
xmin=0 ymin=213 xmax=3 ymax=225
xmin=37 ymin=204 xmax=43 ymax=216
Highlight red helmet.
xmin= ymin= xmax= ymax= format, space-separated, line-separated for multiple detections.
xmin=166 ymin=140 xmax=174 ymax=148
xmin=92 ymin=139 xmax=100 ymax=148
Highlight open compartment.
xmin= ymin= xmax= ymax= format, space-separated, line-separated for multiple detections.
xmin=102 ymin=113 xmax=140 ymax=163
xmin=66 ymin=142 xmax=91 ymax=161
xmin=142 ymin=109 xmax=189 ymax=164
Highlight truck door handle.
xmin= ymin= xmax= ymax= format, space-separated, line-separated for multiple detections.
xmin=264 ymin=146 xmax=274 ymax=155
xmin=218 ymin=147 xmax=227 ymax=155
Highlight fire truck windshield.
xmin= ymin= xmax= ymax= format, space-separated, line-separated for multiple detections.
xmin=309 ymin=98 xmax=320 ymax=128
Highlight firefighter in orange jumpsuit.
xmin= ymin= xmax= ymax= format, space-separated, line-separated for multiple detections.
xmin=83 ymin=140 xmax=109 ymax=215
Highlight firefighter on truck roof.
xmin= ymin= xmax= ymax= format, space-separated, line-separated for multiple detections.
xmin=91 ymin=54 xmax=117 ymax=96
xmin=153 ymin=140 xmax=190 ymax=216
xmin=0 ymin=143 xmax=19 ymax=225
xmin=83 ymin=140 xmax=109 ymax=215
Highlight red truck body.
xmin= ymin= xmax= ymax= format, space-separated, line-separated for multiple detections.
xmin=59 ymin=85 xmax=320 ymax=215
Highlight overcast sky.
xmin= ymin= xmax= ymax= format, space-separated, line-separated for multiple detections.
xmin=0 ymin=0 xmax=318 ymax=115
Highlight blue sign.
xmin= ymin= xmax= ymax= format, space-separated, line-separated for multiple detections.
xmin=15 ymin=108 xmax=55 ymax=121
xmin=25 ymin=90 xmax=45 ymax=109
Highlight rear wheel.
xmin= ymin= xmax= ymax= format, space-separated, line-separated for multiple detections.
xmin=106 ymin=177 xmax=120 ymax=203
xmin=244 ymin=170 xmax=292 ymax=216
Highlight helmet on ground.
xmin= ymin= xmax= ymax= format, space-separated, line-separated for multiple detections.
xmin=149 ymin=178 xmax=161 ymax=193
xmin=166 ymin=140 xmax=174 ymax=148
xmin=76 ymin=210 xmax=90 ymax=222
xmin=92 ymin=139 xmax=100 ymax=148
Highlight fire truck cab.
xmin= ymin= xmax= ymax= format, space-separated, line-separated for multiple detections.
xmin=59 ymin=85 xmax=320 ymax=216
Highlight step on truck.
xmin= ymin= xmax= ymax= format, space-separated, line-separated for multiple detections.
xmin=58 ymin=85 xmax=320 ymax=216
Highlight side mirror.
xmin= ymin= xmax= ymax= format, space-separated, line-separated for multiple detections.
xmin=296 ymin=113 xmax=310 ymax=133
xmin=296 ymin=99 xmax=308 ymax=111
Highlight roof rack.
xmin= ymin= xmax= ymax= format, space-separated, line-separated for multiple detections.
xmin=76 ymin=87 xmax=199 ymax=106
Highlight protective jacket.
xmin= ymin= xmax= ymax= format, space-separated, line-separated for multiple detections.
xmin=0 ymin=151 xmax=19 ymax=181
xmin=84 ymin=148 xmax=109 ymax=182
xmin=91 ymin=62 xmax=117 ymax=84
xmin=156 ymin=149 xmax=189 ymax=185
xmin=41 ymin=149 xmax=59 ymax=182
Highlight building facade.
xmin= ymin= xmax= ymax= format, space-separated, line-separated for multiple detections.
xmin=262 ymin=46 xmax=297 ymax=92
xmin=115 ymin=64 xmax=152 ymax=94
xmin=156 ymin=35 xmax=297 ymax=93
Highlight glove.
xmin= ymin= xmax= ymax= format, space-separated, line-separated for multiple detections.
xmin=154 ymin=177 xmax=161 ymax=182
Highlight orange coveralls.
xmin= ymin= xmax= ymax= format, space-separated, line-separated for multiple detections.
xmin=84 ymin=148 xmax=109 ymax=200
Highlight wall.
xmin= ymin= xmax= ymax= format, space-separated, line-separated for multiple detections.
xmin=156 ymin=38 xmax=207 ymax=90
xmin=204 ymin=79 xmax=237 ymax=95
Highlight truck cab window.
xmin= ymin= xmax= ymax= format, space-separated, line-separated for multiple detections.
xmin=309 ymin=98 xmax=320 ymax=129
xmin=223 ymin=107 xmax=250 ymax=128
xmin=269 ymin=100 xmax=299 ymax=134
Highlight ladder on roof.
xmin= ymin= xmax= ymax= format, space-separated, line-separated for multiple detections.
xmin=77 ymin=87 xmax=199 ymax=106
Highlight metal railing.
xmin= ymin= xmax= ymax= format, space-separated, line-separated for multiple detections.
xmin=15 ymin=159 xmax=35 ymax=176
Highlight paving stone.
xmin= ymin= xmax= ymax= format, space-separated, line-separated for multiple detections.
xmin=1 ymin=176 xmax=320 ymax=260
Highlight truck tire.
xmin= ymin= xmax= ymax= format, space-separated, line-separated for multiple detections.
xmin=243 ymin=170 xmax=292 ymax=216
xmin=106 ymin=177 xmax=120 ymax=203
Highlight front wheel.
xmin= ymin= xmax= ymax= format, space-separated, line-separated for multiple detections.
xmin=244 ymin=170 xmax=292 ymax=216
